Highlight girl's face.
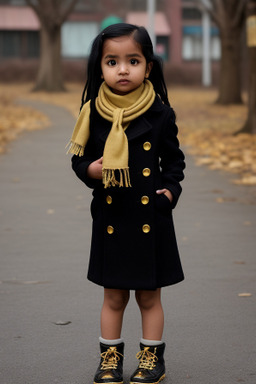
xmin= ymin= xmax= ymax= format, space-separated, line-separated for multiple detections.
xmin=101 ymin=35 xmax=152 ymax=95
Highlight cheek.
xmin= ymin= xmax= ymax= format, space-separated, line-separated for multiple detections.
xmin=101 ymin=67 xmax=109 ymax=79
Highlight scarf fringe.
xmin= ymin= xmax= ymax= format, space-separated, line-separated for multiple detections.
xmin=66 ymin=141 xmax=85 ymax=156
xmin=103 ymin=168 xmax=131 ymax=188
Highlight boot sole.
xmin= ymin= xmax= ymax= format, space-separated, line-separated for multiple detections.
xmin=130 ymin=373 xmax=166 ymax=384
xmin=94 ymin=382 xmax=123 ymax=384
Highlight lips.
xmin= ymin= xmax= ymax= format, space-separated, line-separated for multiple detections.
xmin=118 ymin=79 xmax=129 ymax=84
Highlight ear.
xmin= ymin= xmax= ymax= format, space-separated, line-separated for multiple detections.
xmin=145 ymin=62 xmax=153 ymax=78
xmin=101 ymin=74 xmax=104 ymax=79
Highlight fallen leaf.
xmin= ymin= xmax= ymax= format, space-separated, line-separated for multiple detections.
xmin=53 ymin=321 xmax=72 ymax=326
xmin=216 ymin=196 xmax=237 ymax=203
xmin=233 ymin=176 xmax=256 ymax=185
xmin=228 ymin=160 xmax=243 ymax=169
xmin=196 ymin=157 xmax=213 ymax=165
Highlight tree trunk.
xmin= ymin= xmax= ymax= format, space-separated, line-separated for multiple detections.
xmin=202 ymin=0 xmax=246 ymax=105
xmin=216 ymin=28 xmax=243 ymax=104
xmin=34 ymin=25 xmax=65 ymax=92
xmin=25 ymin=0 xmax=79 ymax=92
xmin=239 ymin=1 xmax=256 ymax=134
xmin=242 ymin=72 xmax=256 ymax=133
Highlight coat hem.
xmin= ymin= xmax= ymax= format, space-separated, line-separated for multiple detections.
xmin=87 ymin=275 xmax=184 ymax=290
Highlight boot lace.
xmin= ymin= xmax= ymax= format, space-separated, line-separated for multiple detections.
xmin=101 ymin=346 xmax=123 ymax=370
xmin=136 ymin=347 xmax=158 ymax=370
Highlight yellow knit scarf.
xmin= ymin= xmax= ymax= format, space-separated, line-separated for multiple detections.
xmin=67 ymin=80 xmax=155 ymax=188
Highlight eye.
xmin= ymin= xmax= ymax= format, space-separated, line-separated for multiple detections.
xmin=107 ymin=59 xmax=116 ymax=66
xmin=130 ymin=59 xmax=139 ymax=65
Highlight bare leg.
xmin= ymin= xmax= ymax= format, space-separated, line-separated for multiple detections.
xmin=135 ymin=288 xmax=164 ymax=340
xmin=100 ymin=288 xmax=130 ymax=339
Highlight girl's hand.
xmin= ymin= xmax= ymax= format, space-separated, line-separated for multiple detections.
xmin=87 ymin=157 xmax=103 ymax=179
xmin=156 ymin=188 xmax=173 ymax=203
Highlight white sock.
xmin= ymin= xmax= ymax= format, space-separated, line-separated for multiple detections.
xmin=141 ymin=338 xmax=163 ymax=346
xmin=99 ymin=336 xmax=124 ymax=345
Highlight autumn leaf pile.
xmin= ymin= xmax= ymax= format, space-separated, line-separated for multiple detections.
xmin=170 ymin=87 xmax=256 ymax=186
xmin=0 ymin=87 xmax=49 ymax=154
xmin=0 ymin=83 xmax=255 ymax=185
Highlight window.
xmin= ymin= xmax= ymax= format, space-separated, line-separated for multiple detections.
xmin=27 ymin=31 xmax=39 ymax=57
xmin=1 ymin=31 xmax=21 ymax=57
xmin=61 ymin=22 xmax=99 ymax=58
xmin=182 ymin=34 xmax=201 ymax=60
xmin=0 ymin=31 xmax=39 ymax=58
xmin=182 ymin=26 xmax=221 ymax=61
xmin=182 ymin=7 xmax=202 ymax=20
xmin=156 ymin=36 xmax=169 ymax=61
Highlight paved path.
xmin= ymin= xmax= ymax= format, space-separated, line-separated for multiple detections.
xmin=0 ymin=100 xmax=255 ymax=384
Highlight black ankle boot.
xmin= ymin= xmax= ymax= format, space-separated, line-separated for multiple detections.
xmin=130 ymin=343 xmax=166 ymax=384
xmin=94 ymin=342 xmax=124 ymax=384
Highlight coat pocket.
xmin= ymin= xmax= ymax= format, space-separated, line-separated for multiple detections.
xmin=155 ymin=193 xmax=173 ymax=216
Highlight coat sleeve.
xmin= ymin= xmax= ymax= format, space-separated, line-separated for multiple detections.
xmin=71 ymin=135 xmax=102 ymax=189
xmin=159 ymin=107 xmax=185 ymax=209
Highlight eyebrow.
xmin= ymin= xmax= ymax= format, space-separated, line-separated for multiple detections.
xmin=103 ymin=53 xmax=143 ymax=59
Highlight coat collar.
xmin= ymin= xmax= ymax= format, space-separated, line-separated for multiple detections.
xmin=94 ymin=96 xmax=163 ymax=142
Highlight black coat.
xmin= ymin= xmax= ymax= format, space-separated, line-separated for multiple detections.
xmin=72 ymin=96 xmax=185 ymax=290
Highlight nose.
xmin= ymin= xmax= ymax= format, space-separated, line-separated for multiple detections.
xmin=118 ymin=63 xmax=129 ymax=75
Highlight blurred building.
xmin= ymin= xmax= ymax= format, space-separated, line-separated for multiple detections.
xmin=0 ymin=0 xmax=220 ymax=84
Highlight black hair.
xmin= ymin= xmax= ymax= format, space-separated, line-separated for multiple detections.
xmin=80 ymin=22 xmax=170 ymax=108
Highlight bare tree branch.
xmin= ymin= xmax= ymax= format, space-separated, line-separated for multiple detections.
xmin=25 ymin=0 xmax=39 ymax=15
xmin=215 ymin=0 xmax=227 ymax=28
xmin=233 ymin=0 xmax=247 ymax=28
xmin=26 ymin=0 xmax=78 ymax=28
xmin=201 ymin=0 xmax=245 ymax=29
xmin=225 ymin=0 xmax=235 ymax=15
xmin=60 ymin=0 xmax=79 ymax=25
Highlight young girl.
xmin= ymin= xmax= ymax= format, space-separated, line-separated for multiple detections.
xmin=67 ymin=23 xmax=185 ymax=384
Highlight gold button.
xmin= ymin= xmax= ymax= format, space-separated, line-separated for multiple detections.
xmin=141 ymin=196 xmax=149 ymax=205
xmin=142 ymin=168 xmax=151 ymax=177
xmin=106 ymin=195 xmax=112 ymax=204
xmin=142 ymin=224 xmax=151 ymax=233
xmin=143 ymin=142 xmax=151 ymax=151
xmin=107 ymin=225 xmax=114 ymax=234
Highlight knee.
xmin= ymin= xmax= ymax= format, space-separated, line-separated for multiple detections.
xmin=135 ymin=290 xmax=158 ymax=311
xmin=105 ymin=290 xmax=130 ymax=311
